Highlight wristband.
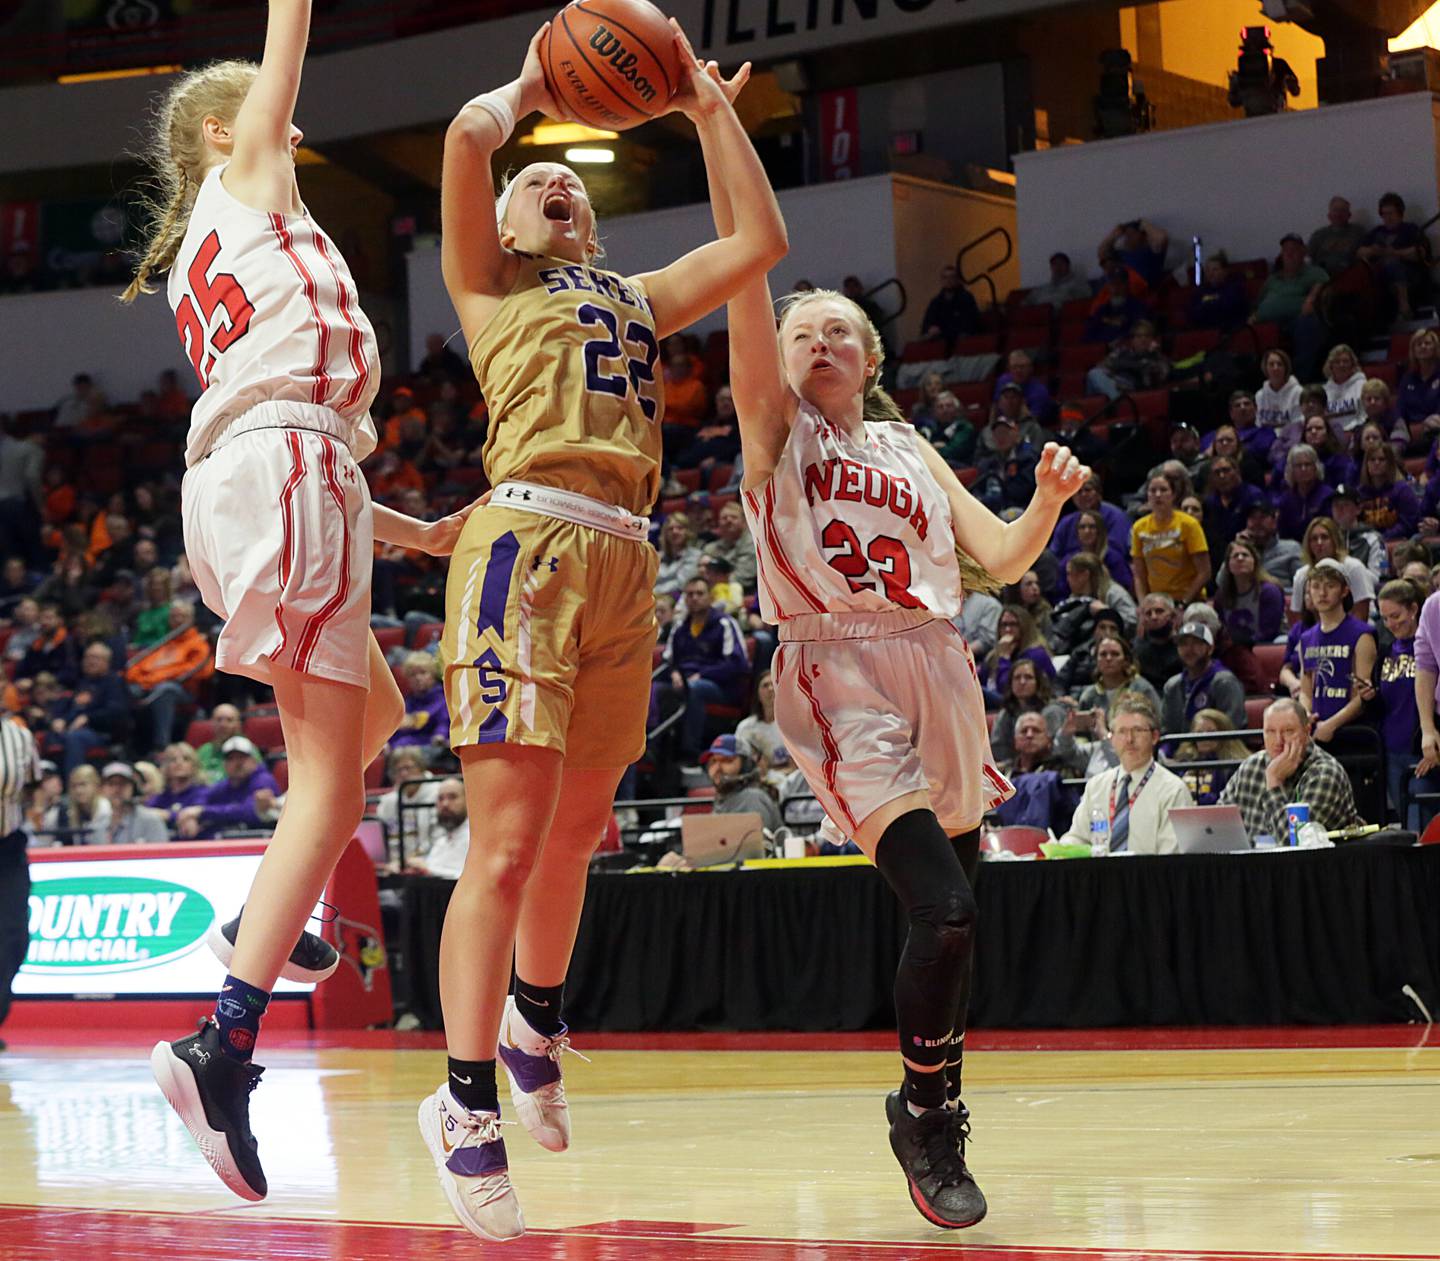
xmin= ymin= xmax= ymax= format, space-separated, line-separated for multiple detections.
xmin=465 ymin=90 xmax=516 ymax=143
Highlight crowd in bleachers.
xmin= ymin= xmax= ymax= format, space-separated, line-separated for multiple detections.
xmin=5 ymin=184 xmax=1440 ymax=860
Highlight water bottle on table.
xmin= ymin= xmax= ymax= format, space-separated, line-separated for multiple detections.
xmin=1089 ymin=806 xmax=1111 ymax=857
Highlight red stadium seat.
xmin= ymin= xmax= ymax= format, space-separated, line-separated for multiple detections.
xmin=1059 ymin=344 xmax=1106 ymax=373
xmin=951 ymin=381 xmax=994 ymax=411
xmin=1007 ymin=303 xmax=1053 ymax=329
xmin=244 ymin=714 xmax=286 ymax=754
xmin=1128 ymin=389 xmax=1170 ymax=420
xmin=684 ymin=785 xmax=716 ymax=814
xmin=1170 ymin=329 xmax=1222 ymax=359
xmin=1368 ymin=361 xmax=1398 ymax=388
xmin=982 ymin=826 xmax=1046 ymax=858
xmin=1390 ymin=330 xmax=1415 ymax=362
xmin=374 ymin=626 xmax=405 ymax=655
xmin=1058 ymin=298 xmax=1092 ymax=324
xmin=270 ymin=757 xmax=289 ymax=793
xmin=660 ymin=496 xmax=687 ymax=516
xmin=674 ymin=469 xmax=702 ymax=493
xmin=707 ymin=463 xmax=734 ymax=492
xmin=952 ymin=334 xmax=1000 ymax=357
xmin=1057 ymin=321 xmax=1095 ymax=346
xmin=1420 ymin=815 xmax=1440 ymax=845
xmin=412 ymin=621 xmax=442 ymax=651
xmin=1232 ymin=322 xmax=1281 ymax=354
xmin=1251 ymin=643 xmax=1286 ymax=693
xmin=184 ymin=719 xmax=214 ymax=749
xmin=957 ymin=467 xmax=980 ymax=488
xmin=1243 ymin=695 xmax=1270 ymax=733
xmin=902 ymin=338 xmax=949 ymax=363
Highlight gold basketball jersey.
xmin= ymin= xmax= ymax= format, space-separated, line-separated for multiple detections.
xmin=467 ymin=253 xmax=664 ymax=515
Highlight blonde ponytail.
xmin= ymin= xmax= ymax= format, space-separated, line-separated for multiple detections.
xmin=777 ymin=287 xmax=1002 ymax=595
xmin=120 ymin=60 xmax=257 ymax=305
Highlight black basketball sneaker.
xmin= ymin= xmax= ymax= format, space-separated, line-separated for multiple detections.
xmin=151 ymin=1017 xmax=268 ymax=1201
xmin=885 ymin=1087 xmax=987 ymax=1228
xmin=208 ymin=906 xmax=339 ymax=983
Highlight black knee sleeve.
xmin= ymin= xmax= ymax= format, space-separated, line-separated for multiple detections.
xmin=875 ymin=810 xmax=978 ymax=1072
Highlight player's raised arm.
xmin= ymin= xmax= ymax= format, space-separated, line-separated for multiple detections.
xmin=692 ymin=60 xmax=795 ymax=487
xmin=919 ymin=441 xmax=1088 ymax=585
xmin=441 ymin=25 xmax=564 ymax=343
xmin=226 ymin=1 xmax=311 ymax=194
xmin=636 ymin=22 xmax=788 ymax=340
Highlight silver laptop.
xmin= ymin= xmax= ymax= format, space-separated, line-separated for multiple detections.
xmin=1171 ymin=805 xmax=1252 ymax=854
xmin=681 ymin=812 xmax=768 ymax=867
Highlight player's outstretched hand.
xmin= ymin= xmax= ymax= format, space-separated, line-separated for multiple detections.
xmin=664 ymin=19 xmax=733 ymax=121
xmin=1033 ymin=442 xmax=1088 ymax=507
xmin=701 ymin=58 xmax=751 ymax=108
xmin=422 ymin=492 xmax=489 ymax=556
xmin=516 ymin=23 xmax=569 ymax=122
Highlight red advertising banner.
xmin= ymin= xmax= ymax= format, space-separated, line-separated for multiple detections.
xmin=0 ymin=200 xmax=39 ymax=257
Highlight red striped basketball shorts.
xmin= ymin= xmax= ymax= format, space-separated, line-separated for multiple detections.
xmin=182 ymin=417 xmax=373 ymax=690
xmin=774 ymin=616 xmax=1013 ymax=844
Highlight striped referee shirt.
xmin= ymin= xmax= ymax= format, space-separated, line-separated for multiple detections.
xmin=0 ymin=717 xmax=40 ymax=837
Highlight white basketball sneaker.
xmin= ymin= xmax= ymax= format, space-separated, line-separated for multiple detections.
xmin=496 ymin=995 xmax=587 ymax=1153
xmin=417 ymin=1084 xmax=524 ymax=1242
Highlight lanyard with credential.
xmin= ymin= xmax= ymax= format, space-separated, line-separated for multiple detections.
xmin=1109 ymin=762 xmax=1157 ymax=826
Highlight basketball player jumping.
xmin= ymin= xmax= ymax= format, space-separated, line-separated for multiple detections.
xmin=717 ymin=176 xmax=1086 ymax=1221
xmin=128 ymin=1 xmax=473 ymax=1201
xmin=417 ymin=20 xmax=785 ymax=1241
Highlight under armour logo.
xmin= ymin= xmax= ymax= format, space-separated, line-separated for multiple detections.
xmin=531 ymin=556 xmax=559 ymax=573
xmin=505 ymin=487 xmax=533 ymax=502
xmin=187 ymin=1045 xmax=211 ymax=1066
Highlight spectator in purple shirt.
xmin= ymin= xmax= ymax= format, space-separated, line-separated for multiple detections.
xmin=1396 ymin=327 xmax=1440 ymax=454
xmin=1188 ymin=252 xmax=1248 ymax=330
xmin=663 ymin=576 xmax=751 ymax=757
xmin=1299 ymin=559 xmax=1377 ymax=748
xmin=1356 ymin=191 xmax=1429 ymax=321
xmin=992 ymin=349 xmax=1053 ymax=422
xmin=1371 ymin=579 xmax=1438 ymax=827
xmin=1051 ymin=475 xmax=1131 ymax=560
xmin=1356 ymin=444 xmax=1421 ymax=540
xmin=147 ymin=740 xmax=208 ymax=827
xmin=1061 ymin=507 xmax=1134 ymax=594
xmin=1215 ymin=537 xmax=1285 ymax=644
xmin=1202 ymin=455 xmax=1264 ymax=566
xmin=175 ymin=736 xmax=280 ymax=838
xmin=980 ymin=604 xmax=1055 ymax=700
xmin=1299 ymin=409 xmax=1355 ymax=489
xmin=1276 ymin=444 xmax=1333 ymax=541
xmin=390 ymin=651 xmax=449 ymax=754
xmin=1411 ymin=585 xmax=1440 ymax=801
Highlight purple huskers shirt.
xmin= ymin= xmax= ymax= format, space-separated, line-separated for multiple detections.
xmin=147 ymin=783 xmax=207 ymax=822
xmin=390 ymin=683 xmax=450 ymax=749
xmin=1299 ymin=616 xmax=1374 ymax=722
xmin=1357 ymin=481 xmax=1421 ymax=540
xmin=1276 ymin=483 xmax=1334 ymax=542
xmin=1380 ymin=635 xmax=1419 ymax=754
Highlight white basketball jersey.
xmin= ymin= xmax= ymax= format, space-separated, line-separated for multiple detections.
xmin=169 ymin=165 xmax=380 ymax=468
xmin=743 ymin=403 xmax=964 ymax=624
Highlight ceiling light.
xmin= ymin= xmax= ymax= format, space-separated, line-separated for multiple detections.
xmin=524 ymin=122 xmax=619 ymax=146
xmin=565 ymin=147 xmax=615 ymax=164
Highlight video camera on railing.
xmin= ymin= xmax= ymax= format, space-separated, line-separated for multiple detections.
xmin=1228 ymin=26 xmax=1300 ymax=118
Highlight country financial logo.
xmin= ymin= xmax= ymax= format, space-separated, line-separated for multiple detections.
xmin=22 ymin=876 xmax=215 ymax=975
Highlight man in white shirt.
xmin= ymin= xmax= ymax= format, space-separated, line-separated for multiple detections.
xmin=1061 ymin=694 xmax=1194 ymax=854
xmin=412 ymin=779 xmax=469 ymax=879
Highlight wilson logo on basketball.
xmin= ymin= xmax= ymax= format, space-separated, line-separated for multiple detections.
xmin=22 ymin=876 xmax=215 ymax=973
xmin=586 ymin=24 xmax=659 ymax=103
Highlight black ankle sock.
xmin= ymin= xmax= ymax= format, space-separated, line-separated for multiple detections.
xmin=903 ymin=1063 xmax=948 ymax=1111
xmin=513 ymin=977 xmax=566 ymax=1038
xmin=447 ymin=1057 xmax=499 ymax=1114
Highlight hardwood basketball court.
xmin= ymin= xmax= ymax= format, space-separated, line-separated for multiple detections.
xmin=2 ymin=1025 xmax=1437 ymax=1259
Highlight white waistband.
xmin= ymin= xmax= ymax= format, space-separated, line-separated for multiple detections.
xmin=201 ymin=401 xmax=354 ymax=460
xmin=778 ymin=609 xmax=940 ymax=642
xmin=491 ymin=481 xmax=650 ymax=542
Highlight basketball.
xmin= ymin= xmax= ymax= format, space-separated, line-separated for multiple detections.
xmin=540 ymin=0 xmax=682 ymax=131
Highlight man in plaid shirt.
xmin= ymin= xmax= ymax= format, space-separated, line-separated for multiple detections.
xmin=1218 ymin=698 xmax=1363 ymax=839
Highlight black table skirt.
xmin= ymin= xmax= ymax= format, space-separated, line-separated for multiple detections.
xmin=381 ymin=844 xmax=1440 ymax=1032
